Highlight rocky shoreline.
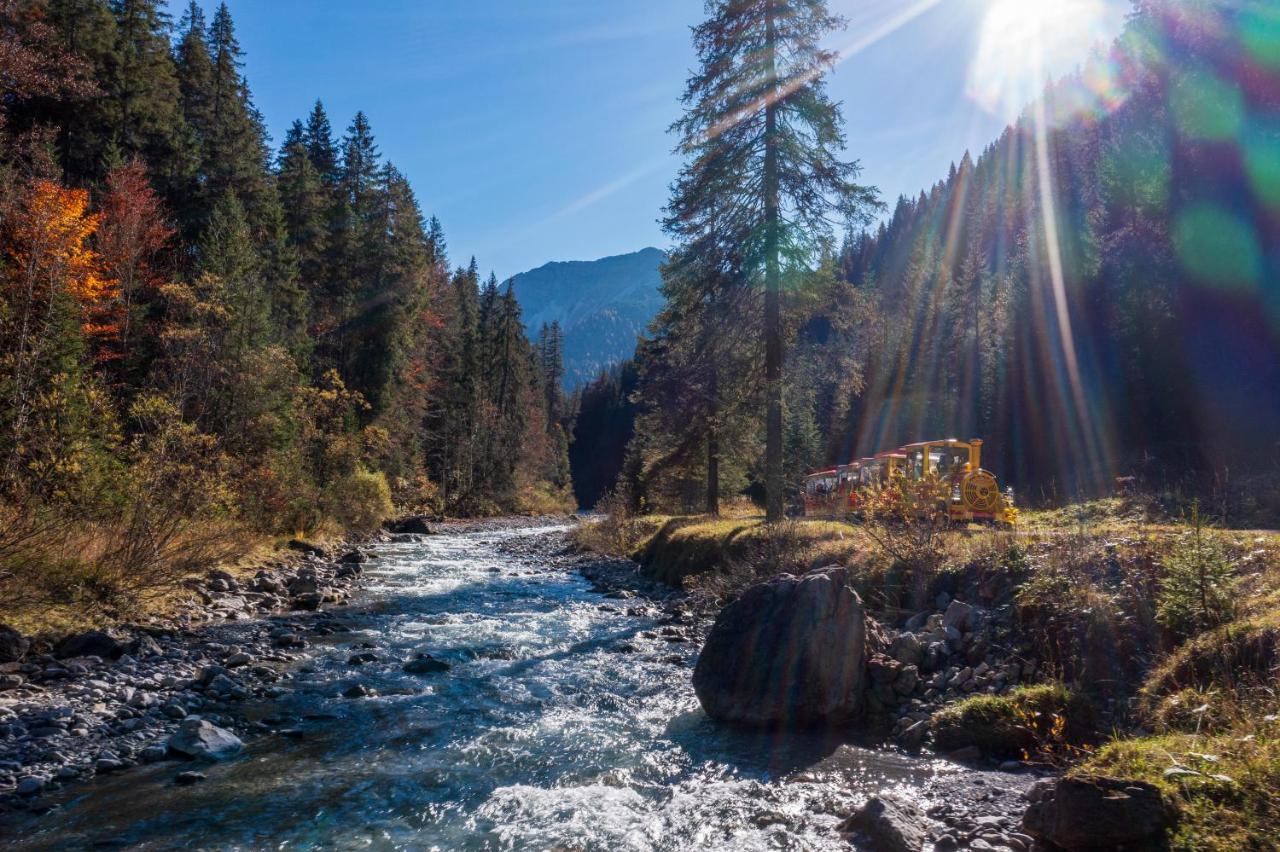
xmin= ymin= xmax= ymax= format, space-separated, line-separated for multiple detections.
xmin=0 ymin=534 xmax=385 ymax=813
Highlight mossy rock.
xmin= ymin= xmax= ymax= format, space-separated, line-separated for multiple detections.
xmin=933 ymin=684 xmax=1096 ymax=759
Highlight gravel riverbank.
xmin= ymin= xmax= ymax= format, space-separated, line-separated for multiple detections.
xmin=0 ymin=536 xmax=380 ymax=813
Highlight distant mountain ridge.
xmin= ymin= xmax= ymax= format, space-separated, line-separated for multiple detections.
xmin=506 ymin=247 xmax=666 ymax=387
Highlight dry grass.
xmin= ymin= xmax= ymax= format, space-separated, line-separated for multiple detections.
xmin=0 ymin=507 xmax=257 ymax=635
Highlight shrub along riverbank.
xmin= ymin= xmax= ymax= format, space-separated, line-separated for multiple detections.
xmin=572 ymin=497 xmax=1280 ymax=849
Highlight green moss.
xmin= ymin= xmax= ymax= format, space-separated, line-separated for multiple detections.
xmin=1082 ymin=727 xmax=1280 ymax=851
xmin=933 ymin=684 xmax=1095 ymax=759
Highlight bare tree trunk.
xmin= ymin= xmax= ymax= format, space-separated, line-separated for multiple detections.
xmin=763 ymin=1 xmax=784 ymax=522
xmin=706 ymin=368 xmax=720 ymax=516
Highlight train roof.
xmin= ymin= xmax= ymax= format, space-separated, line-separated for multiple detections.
xmin=899 ymin=438 xmax=971 ymax=450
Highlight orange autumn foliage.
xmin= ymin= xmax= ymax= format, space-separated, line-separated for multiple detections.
xmin=2 ymin=179 xmax=119 ymax=361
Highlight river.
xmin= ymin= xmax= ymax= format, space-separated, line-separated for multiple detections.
xmin=11 ymin=522 xmax=971 ymax=850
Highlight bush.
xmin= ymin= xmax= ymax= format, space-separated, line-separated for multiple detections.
xmin=330 ymin=468 xmax=392 ymax=534
xmin=1157 ymin=508 xmax=1237 ymax=639
xmin=0 ymin=396 xmax=245 ymax=625
xmin=933 ymin=684 xmax=1096 ymax=761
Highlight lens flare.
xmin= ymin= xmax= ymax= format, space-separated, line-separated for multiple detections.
xmin=968 ymin=0 xmax=1129 ymax=121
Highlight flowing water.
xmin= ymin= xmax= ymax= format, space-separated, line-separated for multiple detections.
xmin=9 ymin=523 xmax=957 ymax=850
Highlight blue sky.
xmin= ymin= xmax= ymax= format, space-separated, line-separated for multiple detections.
xmin=175 ymin=0 xmax=1131 ymax=280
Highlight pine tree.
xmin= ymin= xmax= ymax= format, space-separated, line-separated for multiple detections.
xmin=303 ymin=100 xmax=339 ymax=186
xmin=200 ymin=3 xmax=271 ymax=219
xmin=107 ymin=0 xmax=194 ymax=201
xmin=666 ymin=0 xmax=877 ymax=520
xmin=199 ymin=191 xmax=268 ymax=358
xmin=42 ymin=0 xmax=119 ymax=185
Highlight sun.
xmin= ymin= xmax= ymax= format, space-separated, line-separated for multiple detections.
xmin=967 ymin=0 xmax=1129 ymax=120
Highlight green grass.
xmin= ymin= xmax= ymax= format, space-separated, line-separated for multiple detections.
xmin=1081 ymin=728 xmax=1280 ymax=851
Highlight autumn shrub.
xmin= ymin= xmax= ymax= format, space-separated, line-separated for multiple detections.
xmin=329 ymin=468 xmax=393 ymax=534
xmin=395 ymin=473 xmax=445 ymax=519
xmin=0 ymin=394 xmax=245 ymax=623
xmin=855 ymin=481 xmax=950 ymax=612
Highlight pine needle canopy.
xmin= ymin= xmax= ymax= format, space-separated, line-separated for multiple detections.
xmin=664 ymin=0 xmax=880 ymax=276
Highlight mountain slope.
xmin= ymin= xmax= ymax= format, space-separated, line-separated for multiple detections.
xmin=507 ymin=247 xmax=665 ymax=386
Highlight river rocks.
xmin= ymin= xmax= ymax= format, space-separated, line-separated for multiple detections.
xmin=292 ymin=592 xmax=324 ymax=611
xmin=175 ymin=770 xmax=207 ymax=785
xmin=167 ymin=718 xmax=245 ymax=760
xmin=693 ymin=565 xmax=869 ymax=726
xmin=888 ymin=632 xmax=924 ymax=666
xmin=286 ymin=539 xmax=327 ymax=557
xmin=342 ymin=683 xmax=376 ymax=698
xmin=15 ymin=776 xmax=44 ymax=797
xmin=942 ymin=600 xmax=977 ymax=634
xmin=840 ymin=796 xmax=928 ymax=852
xmin=54 ymin=631 xmax=126 ymax=660
xmin=0 ymin=624 xmax=29 ymax=663
xmin=385 ymin=516 xmax=435 ymax=535
xmin=403 ymin=653 xmax=450 ymax=674
xmin=1022 ymin=775 xmax=1177 ymax=850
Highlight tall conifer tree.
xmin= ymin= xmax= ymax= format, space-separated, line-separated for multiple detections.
xmin=666 ymin=0 xmax=876 ymax=520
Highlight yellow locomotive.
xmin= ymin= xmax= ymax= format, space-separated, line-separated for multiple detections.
xmin=802 ymin=438 xmax=1017 ymax=525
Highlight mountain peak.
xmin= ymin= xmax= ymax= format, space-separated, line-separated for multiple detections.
xmin=507 ymin=248 xmax=666 ymax=386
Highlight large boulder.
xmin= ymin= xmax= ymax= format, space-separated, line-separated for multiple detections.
xmin=1022 ymin=775 xmax=1177 ymax=850
xmin=54 ymin=630 xmax=125 ymax=660
xmin=692 ymin=565 xmax=869 ymax=726
xmin=167 ymin=718 xmax=245 ymax=761
xmin=0 ymin=624 xmax=29 ymax=663
xmin=385 ymin=516 xmax=435 ymax=535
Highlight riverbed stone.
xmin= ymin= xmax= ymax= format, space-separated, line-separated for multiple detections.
xmin=0 ymin=625 xmax=28 ymax=663
xmin=403 ymin=653 xmax=450 ymax=674
xmin=840 ymin=795 xmax=928 ymax=852
xmin=54 ymin=631 xmax=126 ymax=660
xmin=693 ymin=565 xmax=869 ymax=726
xmin=167 ymin=718 xmax=244 ymax=760
xmin=1021 ymin=775 xmax=1177 ymax=850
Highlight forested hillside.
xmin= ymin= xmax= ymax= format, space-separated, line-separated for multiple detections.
xmin=617 ymin=0 xmax=1280 ymax=516
xmin=0 ymin=0 xmax=571 ymax=614
xmin=508 ymin=247 xmax=664 ymax=387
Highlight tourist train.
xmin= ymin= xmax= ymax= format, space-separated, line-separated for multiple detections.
xmin=802 ymin=438 xmax=1017 ymax=525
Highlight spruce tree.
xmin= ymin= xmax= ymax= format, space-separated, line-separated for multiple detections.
xmin=666 ymin=0 xmax=877 ymax=520
xmin=43 ymin=0 xmax=119 ymax=185
xmin=108 ymin=0 xmax=194 ymax=201
xmin=303 ymin=100 xmax=340 ymax=186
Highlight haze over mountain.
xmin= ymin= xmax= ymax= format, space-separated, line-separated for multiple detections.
xmin=507 ymin=247 xmax=666 ymax=387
